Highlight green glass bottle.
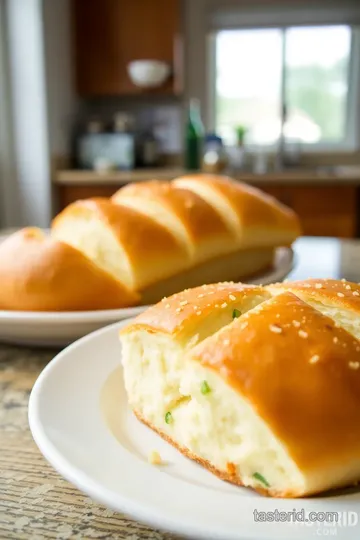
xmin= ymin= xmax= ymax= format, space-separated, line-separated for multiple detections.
xmin=185 ymin=98 xmax=204 ymax=171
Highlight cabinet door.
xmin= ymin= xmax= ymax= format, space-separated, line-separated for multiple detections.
xmin=290 ymin=186 xmax=357 ymax=239
xmin=57 ymin=186 xmax=119 ymax=211
xmin=73 ymin=0 xmax=181 ymax=96
xmin=257 ymin=184 xmax=357 ymax=238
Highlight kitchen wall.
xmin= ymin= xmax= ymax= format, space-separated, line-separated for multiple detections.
xmin=0 ymin=0 xmax=77 ymax=228
xmin=14 ymin=0 xmax=359 ymax=174
xmin=43 ymin=0 xmax=77 ymax=159
xmin=68 ymin=0 xmax=360 ymax=168
xmin=4 ymin=0 xmax=52 ymax=228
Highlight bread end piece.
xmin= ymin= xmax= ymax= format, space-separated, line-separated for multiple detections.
xmin=0 ymin=227 xmax=139 ymax=311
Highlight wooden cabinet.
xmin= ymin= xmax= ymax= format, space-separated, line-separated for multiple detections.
xmin=257 ymin=184 xmax=358 ymax=239
xmin=57 ymin=186 xmax=119 ymax=211
xmin=72 ymin=0 xmax=182 ymax=96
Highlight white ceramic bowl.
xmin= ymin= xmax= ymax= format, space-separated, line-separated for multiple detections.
xmin=127 ymin=60 xmax=170 ymax=88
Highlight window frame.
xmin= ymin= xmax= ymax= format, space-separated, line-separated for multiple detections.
xmin=207 ymin=25 xmax=360 ymax=153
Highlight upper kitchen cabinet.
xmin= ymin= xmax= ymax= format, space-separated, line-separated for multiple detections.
xmin=72 ymin=0 xmax=183 ymax=96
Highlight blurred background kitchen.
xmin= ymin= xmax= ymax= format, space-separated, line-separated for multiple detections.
xmin=1 ymin=0 xmax=360 ymax=238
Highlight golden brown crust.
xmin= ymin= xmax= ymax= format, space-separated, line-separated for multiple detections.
xmin=124 ymin=278 xmax=360 ymax=497
xmin=174 ymin=174 xmax=301 ymax=240
xmin=191 ymin=291 xmax=360 ymax=473
xmin=0 ymin=228 xmax=139 ymax=311
xmin=120 ymin=282 xmax=270 ymax=337
xmin=267 ymin=278 xmax=360 ymax=313
xmin=52 ymin=197 xmax=187 ymax=268
xmin=112 ymin=181 xmax=234 ymax=246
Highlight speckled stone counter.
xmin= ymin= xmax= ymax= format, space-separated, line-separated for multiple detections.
xmin=0 ymin=347 xmax=179 ymax=539
xmin=1 ymin=237 xmax=360 ymax=539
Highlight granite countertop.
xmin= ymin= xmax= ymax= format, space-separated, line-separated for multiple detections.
xmin=1 ymin=237 xmax=360 ymax=539
xmin=54 ymin=166 xmax=360 ymax=186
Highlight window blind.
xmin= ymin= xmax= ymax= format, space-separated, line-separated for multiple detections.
xmin=209 ymin=0 xmax=360 ymax=30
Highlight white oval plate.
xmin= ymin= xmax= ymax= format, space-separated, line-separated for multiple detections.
xmin=0 ymin=247 xmax=293 ymax=347
xmin=29 ymin=321 xmax=360 ymax=540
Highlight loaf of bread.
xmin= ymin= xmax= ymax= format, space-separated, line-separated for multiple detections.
xmin=0 ymin=174 xmax=300 ymax=310
xmin=0 ymin=228 xmax=138 ymax=311
xmin=120 ymin=278 xmax=360 ymax=497
xmin=52 ymin=174 xmax=300 ymax=304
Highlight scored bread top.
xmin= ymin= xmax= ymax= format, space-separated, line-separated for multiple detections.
xmin=52 ymin=197 xmax=185 ymax=261
xmin=268 ymin=278 xmax=360 ymax=313
xmin=121 ymin=282 xmax=270 ymax=344
xmin=0 ymin=227 xmax=139 ymax=311
xmin=112 ymin=181 xmax=239 ymax=262
xmin=52 ymin=198 xmax=189 ymax=290
xmin=190 ymin=291 xmax=360 ymax=472
xmin=174 ymin=174 xmax=301 ymax=246
xmin=122 ymin=278 xmax=360 ymax=476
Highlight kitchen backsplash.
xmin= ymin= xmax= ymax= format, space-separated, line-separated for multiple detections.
xmin=76 ymin=97 xmax=183 ymax=155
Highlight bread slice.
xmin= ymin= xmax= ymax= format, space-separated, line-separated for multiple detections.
xmin=120 ymin=279 xmax=360 ymax=497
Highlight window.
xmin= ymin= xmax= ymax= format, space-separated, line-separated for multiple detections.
xmin=214 ymin=25 xmax=355 ymax=148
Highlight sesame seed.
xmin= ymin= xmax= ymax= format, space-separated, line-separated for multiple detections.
xmin=349 ymin=361 xmax=360 ymax=370
xmin=229 ymin=294 xmax=236 ymax=301
xmin=304 ymin=283 xmax=311 ymax=288
xmin=315 ymin=283 xmax=323 ymax=289
xmin=345 ymin=285 xmax=351 ymax=290
xmin=269 ymin=324 xmax=282 ymax=334
xmin=221 ymin=302 xmax=228 ymax=308
xmin=180 ymin=300 xmax=188 ymax=306
xmin=215 ymin=304 xmax=219 ymax=308
xmin=353 ymin=291 xmax=360 ymax=296
xmin=223 ymin=339 xmax=230 ymax=346
xmin=198 ymin=294 xmax=204 ymax=298
xmin=333 ymin=337 xmax=339 ymax=344
xmin=299 ymin=330 xmax=308 ymax=339
xmin=337 ymin=292 xmax=345 ymax=298
xmin=341 ymin=278 xmax=346 ymax=282
xmin=165 ymin=304 xmax=171 ymax=309
xmin=175 ymin=307 xmax=182 ymax=313
xmin=196 ymin=310 xmax=202 ymax=315
xmin=292 ymin=320 xmax=300 ymax=327
xmin=309 ymin=355 xmax=320 ymax=364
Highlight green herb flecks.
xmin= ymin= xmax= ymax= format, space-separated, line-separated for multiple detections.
xmin=253 ymin=472 xmax=270 ymax=487
xmin=232 ymin=308 xmax=241 ymax=319
xmin=200 ymin=380 xmax=211 ymax=395
xmin=165 ymin=411 xmax=173 ymax=424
